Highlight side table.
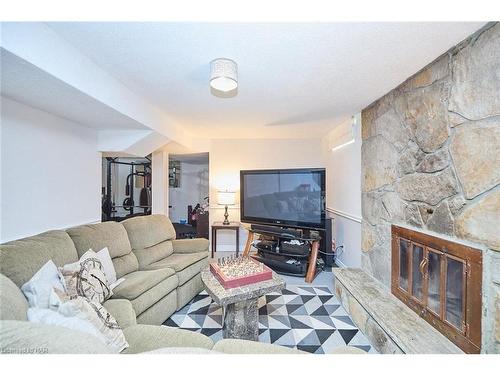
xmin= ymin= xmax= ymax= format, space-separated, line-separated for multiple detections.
xmin=211 ymin=222 xmax=240 ymax=258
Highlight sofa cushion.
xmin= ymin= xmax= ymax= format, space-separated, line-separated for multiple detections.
xmin=0 ymin=320 xmax=112 ymax=354
xmin=133 ymin=241 xmax=174 ymax=269
xmin=122 ymin=214 xmax=176 ymax=249
xmin=136 ymin=290 xmax=177 ymax=325
xmin=102 ymin=299 xmax=137 ymax=329
xmin=174 ymin=258 xmax=208 ymax=286
xmin=129 ymin=275 xmax=178 ymax=315
xmin=172 ymin=238 xmax=209 ymax=254
xmin=112 ymin=268 xmax=176 ymax=300
xmin=0 ymin=230 xmax=78 ymax=287
xmin=121 ymin=324 xmax=214 ymax=354
xmin=176 ymin=274 xmax=204 ymax=309
xmin=112 ymin=253 xmax=140 ymax=280
xmin=145 ymin=252 xmax=207 ymax=276
xmin=67 ymin=222 xmax=138 ymax=278
xmin=0 ymin=274 xmax=28 ymax=321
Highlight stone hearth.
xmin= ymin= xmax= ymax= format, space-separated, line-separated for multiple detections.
xmin=360 ymin=22 xmax=500 ymax=353
xmin=334 ymin=268 xmax=463 ymax=354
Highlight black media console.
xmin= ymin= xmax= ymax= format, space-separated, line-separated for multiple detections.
xmin=242 ymin=223 xmax=333 ymax=282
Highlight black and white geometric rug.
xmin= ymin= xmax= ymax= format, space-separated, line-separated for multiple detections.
xmin=164 ymin=285 xmax=375 ymax=354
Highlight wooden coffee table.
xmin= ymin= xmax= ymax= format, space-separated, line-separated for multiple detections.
xmin=201 ymin=266 xmax=285 ymax=341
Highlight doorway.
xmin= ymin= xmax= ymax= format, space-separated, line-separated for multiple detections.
xmin=101 ymin=156 xmax=152 ymax=222
xmin=168 ymin=153 xmax=209 ymax=239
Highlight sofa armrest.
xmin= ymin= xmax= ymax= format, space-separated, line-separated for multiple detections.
xmin=121 ymin=324 xmax=214 ymax=354
xmin=102 ymin=299 xmax=137 ymax=329
xmin=172 ymin=238 xmax=209 ymax=254
xmin=0 ymin=320 xmax=112 ymax=354
xmin=212 ymin=339 xmax=306 ymax=354
xmin=328 ymin=346 xmax=366 ymax=354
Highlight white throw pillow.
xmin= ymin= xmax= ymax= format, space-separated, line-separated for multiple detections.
xmin=96 ymin=247 xmax=117 ymax=284
xmin=21 ymin=260 xmax=66 ymax=309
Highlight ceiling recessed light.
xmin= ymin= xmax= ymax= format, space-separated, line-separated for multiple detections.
xmin=210 ymin=58 xmax=237 ymax=93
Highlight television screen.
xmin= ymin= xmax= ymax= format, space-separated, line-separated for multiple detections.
xmin=240 ymin=168 xmax=325 ymax=229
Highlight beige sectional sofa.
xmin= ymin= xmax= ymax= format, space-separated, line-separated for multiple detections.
xmin=0 ymin=214 xmax=304 ymax=354
xmin=0 ymin=214 xmax=364 ymax=354
xmin=0 ymin=272 xmax=302 ymax=354
xmin=0 ymin=215 xmax=207 ymax=326
xmin=65 ymin=215 xmax=207 ymax=325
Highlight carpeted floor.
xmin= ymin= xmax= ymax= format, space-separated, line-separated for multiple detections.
xmin=164 ymin=285 xmax=375 ymax=354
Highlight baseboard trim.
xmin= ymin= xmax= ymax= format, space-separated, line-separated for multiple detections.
xmin=326 ymin=207 xmax=362 ymax=223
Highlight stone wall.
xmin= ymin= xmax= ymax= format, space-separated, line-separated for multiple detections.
xmin=360 ymin=22 xmax=500 ymax=353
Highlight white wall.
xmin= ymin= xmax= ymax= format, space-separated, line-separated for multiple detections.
xmin=151 ymin=150 xmax=169 ymax=216
xmin=209 ymin=138 xmax=324 ymax=252
xmin=1 ymin=96 xmax=101 ymax=242
xmin=169 ymin=161 xmax=209 ymax=223
xmin=322 ymin=115 xmax=362 ymax=268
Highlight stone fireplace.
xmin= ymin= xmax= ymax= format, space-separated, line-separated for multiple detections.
xmin=360 ymin=22 xmax=500 ymax=353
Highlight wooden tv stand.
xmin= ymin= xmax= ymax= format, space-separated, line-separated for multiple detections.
xmin=242 ymin=227 xmax=321 ymax=283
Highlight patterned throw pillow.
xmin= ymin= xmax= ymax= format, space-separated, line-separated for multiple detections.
xmin=51 ymin=289 xmax=128 ymax=353
xmin=60 ymin=251 xmax=112 ymax=304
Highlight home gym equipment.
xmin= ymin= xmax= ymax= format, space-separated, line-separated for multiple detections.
xmin=102 ymin=157 xmax=152 ymax=222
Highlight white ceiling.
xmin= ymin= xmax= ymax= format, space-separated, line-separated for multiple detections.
xmin=0 ymin=48 xmax=147 ymax=130
xmin=45 ymin=22 xmax=484 ymax=138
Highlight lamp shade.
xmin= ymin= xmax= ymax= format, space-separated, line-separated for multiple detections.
xmin=217 ymin=191 xmax=236 ymax=205
xmin=210 ymin=58 xmax=237 ymax=92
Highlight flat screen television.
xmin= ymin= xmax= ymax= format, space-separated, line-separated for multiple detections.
xmin=240 ymin=168 xmax=326 ymax=230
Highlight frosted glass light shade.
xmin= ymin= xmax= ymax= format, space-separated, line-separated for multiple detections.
xmin=217 ymin=191 xmax=236 ymax=205
xmin=210 ymin=58 xmax=237 ymax=92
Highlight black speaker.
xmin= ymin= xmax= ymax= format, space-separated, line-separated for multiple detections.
xmin=321 ymin=218 xmax=334 ymax=267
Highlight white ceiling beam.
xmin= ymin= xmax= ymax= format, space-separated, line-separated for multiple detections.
xmin=97 ymin=130 xmax=171 ymax=157
xmin=0 ymin=22 xmax=192 ymax=149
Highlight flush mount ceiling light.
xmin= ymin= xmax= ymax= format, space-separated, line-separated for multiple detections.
xmin=210 ymin=58 xmax=237 ymax=93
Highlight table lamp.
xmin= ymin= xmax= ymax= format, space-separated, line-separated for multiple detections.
xmin=217 ymin=190 xmax=236 ymax=225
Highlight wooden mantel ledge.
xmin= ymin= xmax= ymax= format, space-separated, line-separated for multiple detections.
xmin=333 ymin=268 xmax=464 ymax=354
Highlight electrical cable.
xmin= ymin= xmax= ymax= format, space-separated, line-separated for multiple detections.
xmin=333 ymin=245 xmax=345 ymax=258
xmin=316 ymin=245 xmax=343 ymax=256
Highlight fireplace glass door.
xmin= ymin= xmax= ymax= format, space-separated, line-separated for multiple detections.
xmin=398 ymin=239 xmax=409 ymax=292
xmin=392 ymin=225 xmax=482 ymax=353
xmin=445 ymin=255 xmax=466 ymax=330
xmin=411 ymin=243 xmax=424 ymax=302
xmin=426 ymin=249 xmax=441 ymax=316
